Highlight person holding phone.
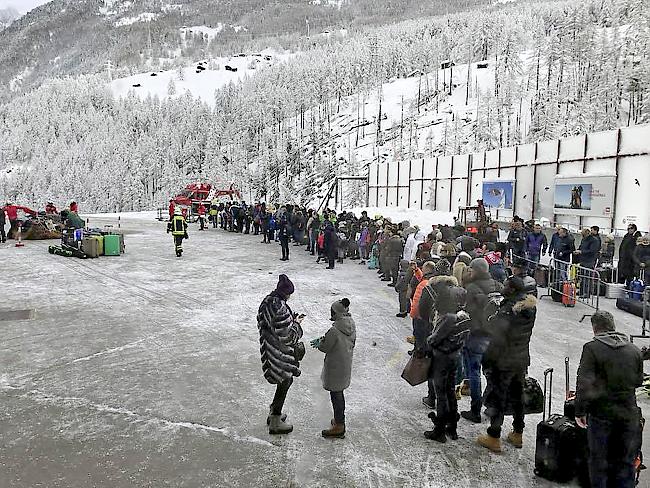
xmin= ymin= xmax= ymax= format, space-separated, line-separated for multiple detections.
xmin=257 ymin=274 xmax=305 ymax=435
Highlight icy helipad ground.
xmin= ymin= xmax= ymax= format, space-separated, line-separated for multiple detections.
xmin=1 ymin=214 xmax=649 ymax=487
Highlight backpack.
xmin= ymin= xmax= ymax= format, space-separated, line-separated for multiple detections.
xmin=482 ymin=292 xmax=504 ymax=328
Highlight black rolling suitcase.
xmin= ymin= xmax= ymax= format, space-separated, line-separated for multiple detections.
xmin=563 ymin=357 xmax=590 ymax=487
xmin=534 ymin=367 xmax=580 ymax=482
xmin=550 ymin=282 xmax=563 ymax=302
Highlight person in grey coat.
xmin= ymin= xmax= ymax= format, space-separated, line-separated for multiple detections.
xmin=310 ymin=298 xmax=356 ymax=439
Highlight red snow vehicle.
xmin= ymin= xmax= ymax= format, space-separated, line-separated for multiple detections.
xmin=160 ymin=182 xmax=242 ymax=221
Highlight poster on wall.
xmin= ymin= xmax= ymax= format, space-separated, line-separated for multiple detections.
xmin=553 ymin=175 xmax=616 ymax=217
xmin=481 ymin=180 xmax=514 ymax=210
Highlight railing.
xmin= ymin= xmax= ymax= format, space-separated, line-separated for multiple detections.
xmin=510 ymin=252 xmax=601 ymax=322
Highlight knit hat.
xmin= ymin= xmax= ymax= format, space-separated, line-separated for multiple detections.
xmin=504 ymin=275 xmax=526 ymax=294
xmin=275 ymin=274 xmax=295 ymax=297
xmin=469 ymin=257 xmax=489 ymax=274
xmin=434 ymin=259 xmax=451 ymax=276
xmin=458 ymin=251 xmax=472 ymax=265
xmin=331 ymin=298 xmax=351 ymax=320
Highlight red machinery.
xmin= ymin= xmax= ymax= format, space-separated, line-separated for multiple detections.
xmin=167 ymin=182 xmax=242 ymax=220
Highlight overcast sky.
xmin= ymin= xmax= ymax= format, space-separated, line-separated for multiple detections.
xmin=0 ymin=0 xmax=52 ymax=14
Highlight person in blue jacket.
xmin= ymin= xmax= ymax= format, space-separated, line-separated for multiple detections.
xmin=525 ymin=224 xmax=548 ymax=273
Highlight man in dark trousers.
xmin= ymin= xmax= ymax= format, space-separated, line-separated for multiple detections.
xmin=478 ymin=276 xmax=536 ymax=453
xmin=0 ymin=206 xmax=6 ymax=243
xmin=575 ymin=228 xmax=601 ymax=297
xmin=575 ymin=311 xmax=643 ymax=488
xmin=323 ymin=221 xmax=338 ymax=269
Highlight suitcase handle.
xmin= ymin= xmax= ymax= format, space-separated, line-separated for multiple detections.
xmin=543 ymin=367 xmax=553 ymax=421
xmin=565 ymin=356 xmax=570 ymax=400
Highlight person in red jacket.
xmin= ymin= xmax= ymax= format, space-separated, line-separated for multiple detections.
xmin=168 ymin=200 xmax=175 ymax=221
xmin=197 ymin=203 xmax=207 ymax=231
xmin=69 ymin=201 xmax=78 ymax=213
xmin=3 ymin=203 xmax=37 ymax=239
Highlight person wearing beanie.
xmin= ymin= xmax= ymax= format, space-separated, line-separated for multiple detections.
xmin=478 ymin=275 xmax=537 ymax=453
xmin=257 ymin=274 xmax=305 ymax=435
xmin=310 ymin=298 xmax=356 ymax=439
xmin=459 ymin=258 xmax=503 ymax=424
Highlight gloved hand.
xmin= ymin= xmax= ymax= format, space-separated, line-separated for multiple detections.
xmin=310 ymin=337 xmax=322 ymax=349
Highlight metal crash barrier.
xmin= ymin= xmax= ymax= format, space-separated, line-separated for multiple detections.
xmin=510 ymin=253 xmax=601 ymax=323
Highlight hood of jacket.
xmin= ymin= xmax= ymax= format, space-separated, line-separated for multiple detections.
xmin=334 ymin=315 xmax=355 ymax=336
xmin=511 ymin=294 xmax=537 ymax=314
xmin=594 ymin=331 xmax=630 ymax=348
xmin=428 ymin=275 xmax=459 ymax=287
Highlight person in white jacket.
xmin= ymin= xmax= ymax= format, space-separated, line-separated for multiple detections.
xmin=403 ymin=228 xmax=427 ymax=262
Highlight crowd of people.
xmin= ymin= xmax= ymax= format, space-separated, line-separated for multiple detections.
xmin=195 ymin=202 xmax=647 ymax=488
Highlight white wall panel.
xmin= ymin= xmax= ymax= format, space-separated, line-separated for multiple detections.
xmin=438 ymin=156 xmax=453 ymax=178
xmin=586 ymin=130 xmax=617 ymax=159
xmin=485 ymin=149 xmax=500 ymax=168
xmin=620 ymin=125 xmax=650 ymax=156
xmin=517 ymin=144 xmax=536 ymax=165
xmin=559 ymin=135 xmax=586 ymax=162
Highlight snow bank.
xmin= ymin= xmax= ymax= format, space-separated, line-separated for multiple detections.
xmin=181 ymin=25 xmax=224 ymax=40
xmin=115 ymin=12 xmax=158 ymax=27
xmin=351 ymin=206 xmax=455 ymax=228
xmin=84 ymin=211 xmax=158 ymax=221
xmin=109 ymin=51 xmax=294 ymax=106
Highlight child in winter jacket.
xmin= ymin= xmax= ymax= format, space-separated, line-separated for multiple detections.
xmin=337 ymin=230 xmax=348 ymax=263
xmin=310 ymin=298 xmax=356 ymax=439
xmin=395 ymin=260 xmax=411 ymax=318
xmin=358 ymin=224 xmax=370 ymax=262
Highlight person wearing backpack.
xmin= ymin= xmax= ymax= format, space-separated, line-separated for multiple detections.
xmin=460 ymin=258 xmax=504 ymax=424
xmin=424 ymin=286 xmax=471 ymax=443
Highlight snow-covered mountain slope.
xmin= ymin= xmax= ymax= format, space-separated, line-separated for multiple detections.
xmin=0 ymin=0 xmax=491 ymax=103
xmin=109 ymin=50 xmax=295 ymax=105
xmin=0 ymin=6 xmax=19 ymax=30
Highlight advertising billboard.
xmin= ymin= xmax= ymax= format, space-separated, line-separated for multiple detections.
xmin=553 ymin=175 xmax=616 ymax=217
xmin=481 ymin=180 xmax=514 ymax=210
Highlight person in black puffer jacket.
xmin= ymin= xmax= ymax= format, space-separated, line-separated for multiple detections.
xmin=460 ymin=258 xmax=503 ymax=424
xmin=257 ymin=274 xmax=305 ymax=435
xmin=424 ymin=285 xmax=470 ymax=443
xmin=478 ymin=276 xmax=536 ymax=453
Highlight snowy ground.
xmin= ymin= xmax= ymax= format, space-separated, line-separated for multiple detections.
xmin=1 ymin=214 xmax=649 ymax=487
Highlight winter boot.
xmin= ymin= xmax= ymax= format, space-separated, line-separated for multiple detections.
xmin=406 ymin=336 xmax=416 ymax=345
xmin=422 ymin=396 xmax=436 ymax=409
xmin=461 ymin=410 xmax=481 ymax=423
xmin=506 ymin=431 xmax=523 ymax=448
xmin=424 ymin=425 xmax=446 ymax=443
xmin=322 ymin=422 xmax=345 ymax=438
xmin=268 ymin=415 xmax=293 ymax=435
xmin=477 ymin=434 xmax=502 ymax=453
xmin=460 ymin=380 xmax=470 ymax=396
xmin=266 ymin=409 xmax=287 ymax=425
xmin=446 ymin=424 xmax=459 ymax=441
xmin=455 ymin=385 xmax=462 ymax=400
xmin=396 ymin=312 xmax=408 ymax=318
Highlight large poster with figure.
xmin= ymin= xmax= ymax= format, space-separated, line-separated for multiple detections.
xmin=553 ymin=175 xmax=616 ymax=217
xmin=481 ymin=180 xmax=514 ymax=210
